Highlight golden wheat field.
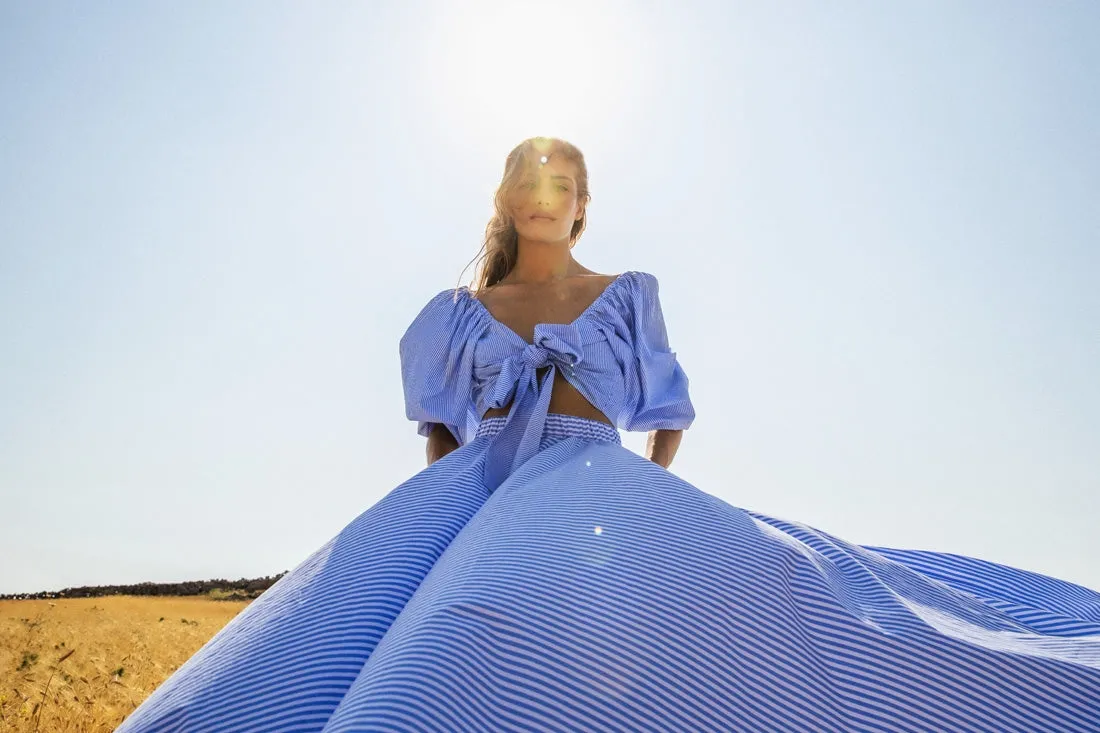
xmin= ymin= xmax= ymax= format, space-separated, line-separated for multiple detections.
xmin=0 ymin=595 xmax=250 ymax=732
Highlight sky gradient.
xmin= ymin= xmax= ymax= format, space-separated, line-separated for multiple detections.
xmin=2 ymin=1 xmax=1097 ymax=595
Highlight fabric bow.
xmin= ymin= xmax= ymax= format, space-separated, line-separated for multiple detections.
xmin=482 ymin=325 xmax=584 ymax=491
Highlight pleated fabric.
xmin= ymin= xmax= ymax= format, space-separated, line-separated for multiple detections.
xmin=117 ymin=414 xmax=1100 ymax=733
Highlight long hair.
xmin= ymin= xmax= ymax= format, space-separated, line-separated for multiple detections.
xmin=457 ymin=136 xmax=591 ymax=294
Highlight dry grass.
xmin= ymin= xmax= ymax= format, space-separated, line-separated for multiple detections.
xmin=0 ymin=595 xmax=248 ymax=732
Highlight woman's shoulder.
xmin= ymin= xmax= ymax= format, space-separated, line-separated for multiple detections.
xmin=560 ymin=270 xmax=665 ymax=336
xmin=474 ymin=270 xmax=621 ymax=296
xmin=400 ymin=284 xmax=489 ymax=347
xmin=403 ymin=269 xmax=664 ymax=335
xmin=412 ymin=283 xmax=482 ymax=315
xmin=605 ymin=270 xmax=662 ymax=306
xmin=471 ymin=271 xmax=633 ymax=320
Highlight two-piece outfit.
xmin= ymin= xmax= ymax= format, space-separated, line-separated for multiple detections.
xmin=119 ymin=271 xmax=1099 ymax=732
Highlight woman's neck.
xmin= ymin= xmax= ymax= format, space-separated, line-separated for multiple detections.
xmin=505 ymin=238 xmax=579 ymax=285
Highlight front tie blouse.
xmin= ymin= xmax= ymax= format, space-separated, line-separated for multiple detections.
xmin=399 ymin=270 xmax=695 ymax=488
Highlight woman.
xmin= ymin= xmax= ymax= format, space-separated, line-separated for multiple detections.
xmin=119 ymin=137 xmax=1099 ymax=732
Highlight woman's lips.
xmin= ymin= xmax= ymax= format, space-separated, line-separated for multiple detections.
xmin=530 ymin=215 xmax=555 ymax=221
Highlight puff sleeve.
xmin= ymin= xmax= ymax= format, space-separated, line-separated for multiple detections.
xmin=620 ymin=272 xmax=696 ymax=432
xmin=398 ymin=288 xmax=487 ymax=445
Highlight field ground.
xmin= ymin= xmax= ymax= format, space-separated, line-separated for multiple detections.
xmin=0 ymin=596 xmax=248 ymax=732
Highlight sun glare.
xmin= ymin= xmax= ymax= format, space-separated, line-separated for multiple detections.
xmin=414 ymin=0 xmax=656 ymax=155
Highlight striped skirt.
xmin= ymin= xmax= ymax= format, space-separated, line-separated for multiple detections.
xmin=118 ymin=414 xmax=1100 ymax=732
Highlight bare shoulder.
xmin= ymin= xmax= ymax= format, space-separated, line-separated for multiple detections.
xmin=576 ymin=270 xmax=620 ymax=291
xmin=476 ymin=271 xmax=617 ymax=301
xmin=472 ymin=283 xmax=502 ymax=308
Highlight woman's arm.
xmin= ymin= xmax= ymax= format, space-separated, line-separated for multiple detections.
xmin=645 ymin=429 xmax=683 ymax=469
xmin=426 ymin=423 xmax=460 ymax=465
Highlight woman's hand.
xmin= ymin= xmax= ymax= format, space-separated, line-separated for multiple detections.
xmin=645 ymin=429 xmax=683 ymax=469
xmin=426 ymin=423 xmax=460 ymax=465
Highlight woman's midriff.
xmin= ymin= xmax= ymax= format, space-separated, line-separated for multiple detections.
xmin=481 ymin=367 xmax=614 ymax=425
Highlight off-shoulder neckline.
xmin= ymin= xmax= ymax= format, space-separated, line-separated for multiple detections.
xmin=459 ymin=270 xmax=634 ymax=344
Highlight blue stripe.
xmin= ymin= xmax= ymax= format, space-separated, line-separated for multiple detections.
xmin=117 ymin=414 xmax=1100 ymax=732
xmin=399 ymin=271 xmax=695 ymax=449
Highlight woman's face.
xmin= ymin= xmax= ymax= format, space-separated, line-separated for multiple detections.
xmin=508 ymin=154 xmax=584 ymax=244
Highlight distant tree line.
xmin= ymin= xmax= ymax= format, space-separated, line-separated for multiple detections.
xmin=0 ymin=572 xmax=289 ymax=601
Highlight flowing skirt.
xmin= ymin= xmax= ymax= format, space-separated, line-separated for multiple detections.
xmin=117 ymin=415 xmax=1100 ymax=732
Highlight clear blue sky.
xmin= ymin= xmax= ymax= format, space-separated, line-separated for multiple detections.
xmin=2 ymin=1 xmax=1097 ymax=596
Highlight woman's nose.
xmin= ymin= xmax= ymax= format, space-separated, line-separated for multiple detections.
xmin=536 ymin=182 xmax=555 ymax=205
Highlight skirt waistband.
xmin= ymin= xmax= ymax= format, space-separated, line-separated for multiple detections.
xmin=475 ymin=413 xmax=621 ymax=451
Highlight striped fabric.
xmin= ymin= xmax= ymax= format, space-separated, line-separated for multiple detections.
xmin=476 ymin=413 xmax=622 ymax=450
xmin=399 ymin=271 xmax=695 ymax=448
xmin=399 ymin=271 xmax=694 ymax=491
xmin=116 ymin=275 xmax=1100 ymax=732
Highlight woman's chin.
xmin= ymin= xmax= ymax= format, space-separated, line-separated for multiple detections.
xmin=517 ymin=229 xmax=570 ymax=245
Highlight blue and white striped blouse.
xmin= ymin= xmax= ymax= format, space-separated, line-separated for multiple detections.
xmin=399 ymin=270 xmax=695 ymax=485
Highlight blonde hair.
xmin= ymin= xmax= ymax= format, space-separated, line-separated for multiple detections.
xmin=457 ymin=136 xmax=591 ymax=294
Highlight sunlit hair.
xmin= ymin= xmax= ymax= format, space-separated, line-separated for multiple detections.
xmin=457 ymin=136 xmax=591 ymax=294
